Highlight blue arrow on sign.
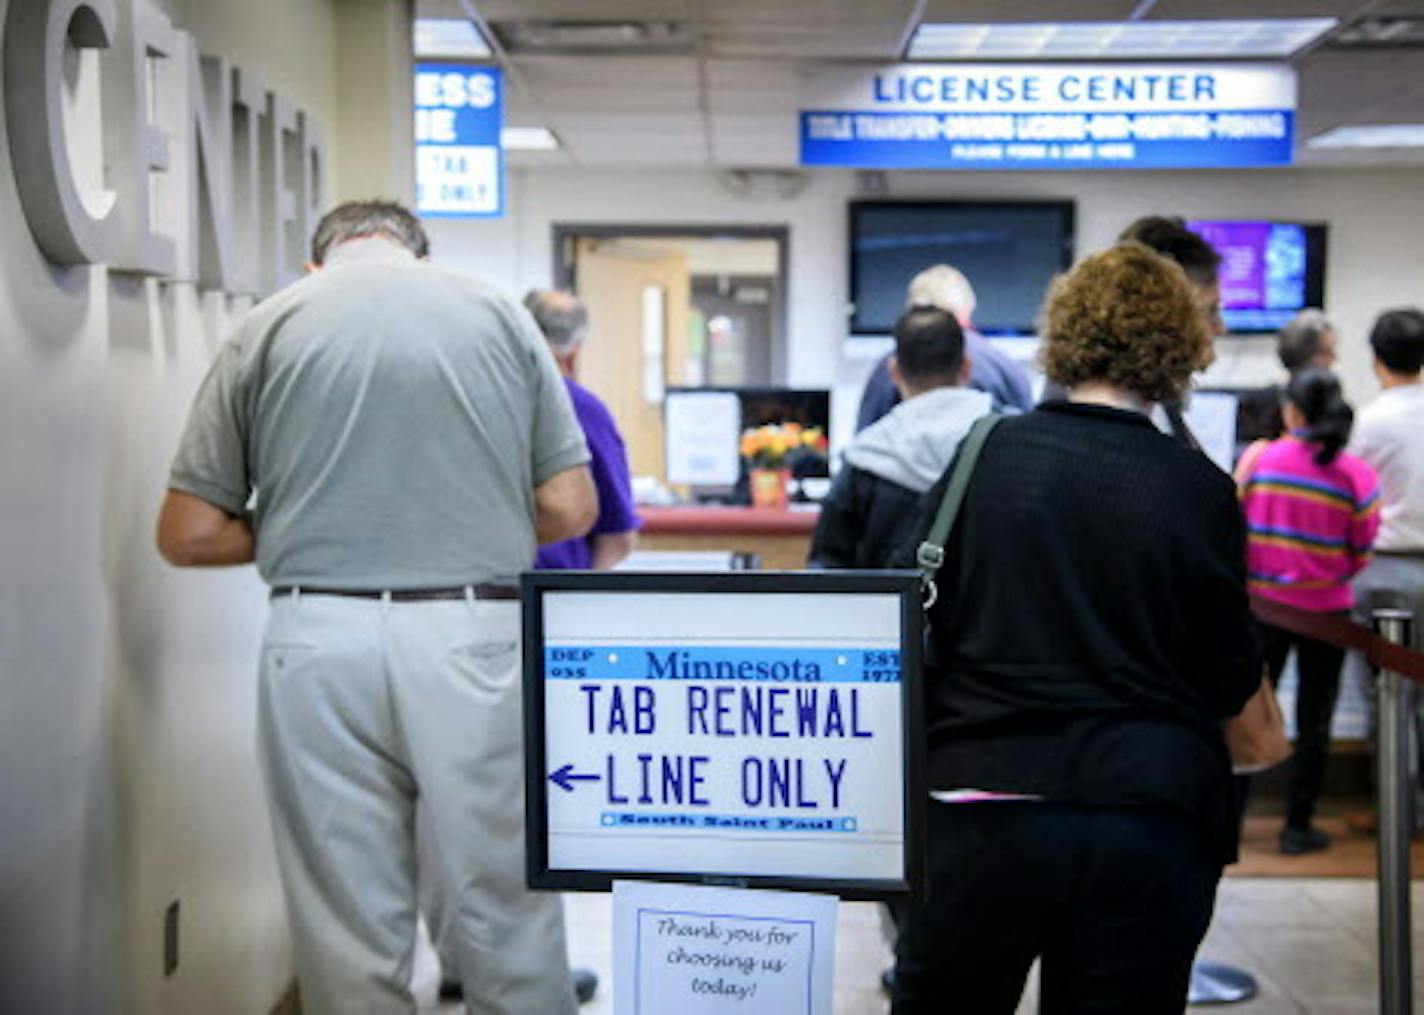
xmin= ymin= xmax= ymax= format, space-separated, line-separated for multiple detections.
xmin=548 ymin=763 xmax=601 ymax=793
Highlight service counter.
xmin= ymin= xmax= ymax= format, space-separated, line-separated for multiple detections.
xmin=637 ymin=505 xmax=818 ymax=571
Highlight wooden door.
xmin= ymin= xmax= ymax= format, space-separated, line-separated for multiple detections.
xmin=573 ymin=238 xmax=691 ymax=480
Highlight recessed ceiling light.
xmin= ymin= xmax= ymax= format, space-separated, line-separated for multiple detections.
xmin=1307 ymin=124 xmax=1424 ymax=149
xmin=502 ymin=126 xmax=561 ymax=151
xmin=414 ymin=18 xmax=492 ymax=59
xmin=907 ymin=19 xmax=1338 ymax=60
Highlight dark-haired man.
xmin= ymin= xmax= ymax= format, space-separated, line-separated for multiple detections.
xmin=157 ymin=200 xmax=596 ymax=1012
xmin=1349 ymin=308 xmax=1424 ymax=831
xmin=811 ymin=306 xmax=990 ymax=568
xmin=1121 ymin=214 xmax=1226 ymax=321
xmin=1043 ymin=216 xmax=1226 ymax=447
xmin=1118 ymin=215 xmax=1226 ymax=346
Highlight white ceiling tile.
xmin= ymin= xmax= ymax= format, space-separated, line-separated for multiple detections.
xmin=705 ymin=60 xmax=803 ymax=112
xmin=507 ymin=148 xmax=576 ymax=169
xmin=709 ymin=115 xmax=800 ymax=166
xmin=1149 ymin=0 xmax=1375 ymax=18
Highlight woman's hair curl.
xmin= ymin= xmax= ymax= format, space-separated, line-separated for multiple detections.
xmin=1040 ymin=242 xmax=1214 ymax=405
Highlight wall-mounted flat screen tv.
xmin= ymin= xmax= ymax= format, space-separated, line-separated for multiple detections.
xmin=1186 ymin=220 xmax=1328 ymax=334
xmin=849 ymin=200 xmax=1075 ymax=336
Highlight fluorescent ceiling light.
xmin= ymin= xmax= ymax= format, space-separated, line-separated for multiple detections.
xmin=414 ymin=18 xmax=492 ymax=58
xmin=1308 ymin=124 xmax=1424 ymax=149
xmin=502 ymin=126 xmax=561 ymax=151
xmin=907 ymin=19 xmax=1337 ymax=59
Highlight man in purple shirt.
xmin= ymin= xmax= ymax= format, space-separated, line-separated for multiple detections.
xmin=526 ymin=289 xmax=640 ymax=570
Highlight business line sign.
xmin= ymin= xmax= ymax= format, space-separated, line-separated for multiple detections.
xmin=414 ymin=62 xmax=503 ymax=217
xmin=801 ymin=63 xmax=1296 ymax=170
xmin=522 ymin=572 xmax=924 ymax=900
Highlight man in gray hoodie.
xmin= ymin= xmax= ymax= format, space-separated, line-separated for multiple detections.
xmin=810 ymin=305 xmax=992 ymax=568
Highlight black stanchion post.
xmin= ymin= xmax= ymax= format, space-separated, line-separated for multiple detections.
xmin=1375 ymin=608 xmax=1415 ymax=1015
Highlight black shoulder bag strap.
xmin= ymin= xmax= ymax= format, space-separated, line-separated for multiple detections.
xmin=916 ymin=414 xmax=1003 ymax=610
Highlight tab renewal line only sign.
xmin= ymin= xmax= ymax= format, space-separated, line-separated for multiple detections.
xmin=522 ymin=572 xmax=924 ymax=899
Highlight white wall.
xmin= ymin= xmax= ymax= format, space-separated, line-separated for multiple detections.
xmin=0 ymin=1 xmax=342 ymax=1011
xmin=428 ymin=165 xmax=1424 ymax=455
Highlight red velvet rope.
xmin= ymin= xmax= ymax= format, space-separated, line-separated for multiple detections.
xmin=1250 ymin=595 xmax=1424 ymax=684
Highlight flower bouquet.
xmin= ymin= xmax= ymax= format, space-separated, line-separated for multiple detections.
xmin=739 ymin=422 xmax=829 ymax=508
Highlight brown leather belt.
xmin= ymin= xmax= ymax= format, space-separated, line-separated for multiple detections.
xmin=269 ymin=584 xmax=518 ymax=602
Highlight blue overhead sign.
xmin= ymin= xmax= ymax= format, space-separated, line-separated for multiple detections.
xmin=414 ymin=63 xmax=503 ymax=217
xmin=800 ymin=63 xmax=1296 ymax=170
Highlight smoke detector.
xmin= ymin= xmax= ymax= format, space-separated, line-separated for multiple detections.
xmin=718 ymin=170 xmax=810 ymax=201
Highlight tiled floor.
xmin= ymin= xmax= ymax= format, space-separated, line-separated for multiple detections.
xmin=414 ymin=878 xmax=1421 ymax=1013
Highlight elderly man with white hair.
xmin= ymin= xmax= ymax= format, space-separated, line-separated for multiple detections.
xmin=855 ymin=264 xmax=1034 ymax=430
xmin=1277 ymin=308 xmax=1339 ymax=375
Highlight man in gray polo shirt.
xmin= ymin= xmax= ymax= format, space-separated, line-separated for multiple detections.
xmin=157 ymin=201 xmax=596 ymax=1013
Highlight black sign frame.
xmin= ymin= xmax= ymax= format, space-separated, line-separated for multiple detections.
xmin=521 ymin=570 xmax=926 ymax=902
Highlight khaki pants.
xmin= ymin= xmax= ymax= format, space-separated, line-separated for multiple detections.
xmin=258 ymin=593 xmax=574 ymax=1015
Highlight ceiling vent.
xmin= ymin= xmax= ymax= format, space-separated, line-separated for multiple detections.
xmin=718 ymin=169 xmax=810 ymax=202
xmin=490 ymin=20 xmax=695 ymax=56
xmin=1332 ymin=16 xmax=1424 ymax=47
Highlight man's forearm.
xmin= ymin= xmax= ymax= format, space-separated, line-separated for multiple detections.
xmin=534 ymin=465 xmax=598 ymax=544
xmin=590 ymin=531 xmax=636 ymax=570
xmin=165 ymin=514 xmax=255 ymax=566
xmin=157 ymin=490 xmax=256 ymax=566
xmin=190 ymin=515 xmax=255 ymax=565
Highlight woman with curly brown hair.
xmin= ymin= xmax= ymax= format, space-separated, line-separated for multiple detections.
xmin=891 ymin=242 xmax=1263 ymax=1015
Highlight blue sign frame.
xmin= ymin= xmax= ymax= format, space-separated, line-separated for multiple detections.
xmin=800 ymin=63 xmax=1297 ymax=171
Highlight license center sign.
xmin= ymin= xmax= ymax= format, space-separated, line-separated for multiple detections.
xmin=800 ymin=62 xmax=1296 ymax=170
xmin=524 ymin=574 xmax=923 ymax=898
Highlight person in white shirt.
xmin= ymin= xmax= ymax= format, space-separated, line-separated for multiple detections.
xmin=1349 ymin=307 xmax=1424 ymax=831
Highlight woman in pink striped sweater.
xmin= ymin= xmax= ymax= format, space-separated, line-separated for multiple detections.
xmin=1236 ymin=367 xmax=1381 ymax=854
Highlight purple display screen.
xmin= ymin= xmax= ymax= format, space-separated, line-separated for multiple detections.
xmin=1187 ymin=220 xmax=1321 ymax=332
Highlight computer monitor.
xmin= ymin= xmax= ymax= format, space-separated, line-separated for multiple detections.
xmin=664 ymin=387 xmax=831 ymax=491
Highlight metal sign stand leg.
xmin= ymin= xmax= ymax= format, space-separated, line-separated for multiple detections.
xmin=1375 ymin=608 xmax=1415 ymax=1015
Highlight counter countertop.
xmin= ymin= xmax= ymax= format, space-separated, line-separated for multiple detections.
xmin=639 ymin=505 xmax=820 ymax=535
